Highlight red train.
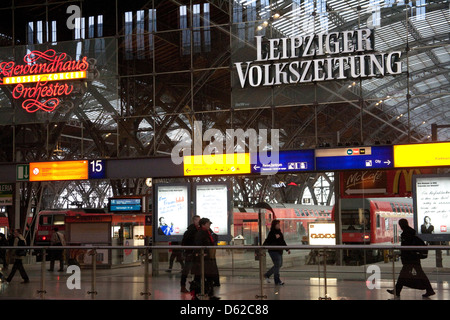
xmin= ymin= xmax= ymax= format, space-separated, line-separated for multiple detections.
xmin=334 ymin=197 xmax=414 ymax=245
xmin=233 ymin=204 xmax=332 ymax=245
xmin=333 ymin=197 xmax=413 ymax=264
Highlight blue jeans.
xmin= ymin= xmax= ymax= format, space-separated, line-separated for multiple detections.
xmin=265 ymin=251 xmax=283 ymax=284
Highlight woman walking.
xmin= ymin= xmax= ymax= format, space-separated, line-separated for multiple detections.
xmin=263 ymin=220 xmax=290 ymax=285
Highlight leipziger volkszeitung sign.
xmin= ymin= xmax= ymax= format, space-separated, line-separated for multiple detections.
xmin=234 ymin=28 xmax=402 ymax=88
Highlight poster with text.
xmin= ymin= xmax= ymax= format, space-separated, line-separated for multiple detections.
xmin=413 ymin=174 xmax=450 ymax=241
xmin=155 ymin=184 xmax=189 ymax=241
xmin=195 ymin=183 xmax=230 ymax=240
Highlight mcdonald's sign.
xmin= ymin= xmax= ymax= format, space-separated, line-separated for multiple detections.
xmin=341 ymin=168 xmax=433 ymax=198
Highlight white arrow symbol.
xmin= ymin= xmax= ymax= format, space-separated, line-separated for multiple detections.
xmin=384 ymin=160 xmax=391 ymax=165
xmin=253 ymin=165 xmax=260 ymax=170
xmin=345 ymin=188 xmax=387 ymax=195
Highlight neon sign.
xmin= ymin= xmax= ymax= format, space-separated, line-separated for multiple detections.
xmin=0 ymin=49 xmax=89 ymax=113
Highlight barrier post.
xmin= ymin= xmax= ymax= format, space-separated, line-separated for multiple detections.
xmin=140 ymin=247 xmax=151 ymax=298
xmin=200 ymin=248 xmax=205 ymax=300
xmin=256 ymin=248 xmax=267 ymax=299
xmin=391 ymin=248 xmax=396 ymax=297
xmin=87 ymin=249 xmax=97 ymax=298
xmin=37 ymin=248 xmax=47 ymax=299
xmin=319 ymin=249 xmax=331 ymax=300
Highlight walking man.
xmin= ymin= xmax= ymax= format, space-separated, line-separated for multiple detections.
xmin=387 ymin=219 xmax=435 ymax=298
xmin=6 ymin=229 xmax=30 ymax=284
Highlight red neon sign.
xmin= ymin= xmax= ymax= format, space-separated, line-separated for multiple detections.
xmin=0 ymin=49 xmax=89 ymax=113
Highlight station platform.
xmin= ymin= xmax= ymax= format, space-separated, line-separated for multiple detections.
xmin=1 ymin=257 xmax=449 ymax=301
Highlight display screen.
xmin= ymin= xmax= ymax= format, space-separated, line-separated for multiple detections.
xmin=315 ymin=146 xmax=394 ymax=171
xmin=109 ymin=198 xmax=143 ymax=213
xmin=154 ymin=184 xmax=189 ymax=241
xmin=195 ymin=183 xmax=230 ymax=240
xmin=251 ymin=149 xmax=315 ymax=174
xmin=413 ymin=174 xmax=450 ymax=241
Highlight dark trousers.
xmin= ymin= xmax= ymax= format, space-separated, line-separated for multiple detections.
xmin=181 ymin=257 xmax=194 ymax=287
xmin=168 ymin=251 xmax=184 ymax=270
xmin=49 ymin=249 xmax=64 ymax=271
xmin=265 ymin=251 xmax=283 ymax=284
xmin=6 ymin=259 xmax=29 ymax=282
xmin=396 ymin=263 xmax=433 ymax=294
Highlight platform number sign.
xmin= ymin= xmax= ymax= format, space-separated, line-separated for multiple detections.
xmin=88 ymin=160 xmax=106 ymax=179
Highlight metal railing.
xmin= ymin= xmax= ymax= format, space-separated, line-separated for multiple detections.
xmin=0 ymin=244 xmax=448 ymax=300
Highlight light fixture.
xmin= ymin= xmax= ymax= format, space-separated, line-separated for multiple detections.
xmin=273 ymin=12 xmax=280 ymax=19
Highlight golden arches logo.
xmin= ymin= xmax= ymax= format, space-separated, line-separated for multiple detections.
xmin=392 ymin=169 xmax=422 ymax=194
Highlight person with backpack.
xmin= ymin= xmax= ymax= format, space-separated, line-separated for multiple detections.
xmin=387 ymin=219 xmax=435 ymax=298
xmin=49 ymin=227 xmax=66 ymax=272
xmin=5 ymin=229 xmax=30 ymax=284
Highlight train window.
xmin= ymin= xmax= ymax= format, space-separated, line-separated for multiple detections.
xmin=53 ymin=215 xmax=65 ymax=225
xmin=376 ymin=214 xmax=381 ymax=228
xmin=39 ymin=215 xmax=53 ymax=226
xmin=341 ymin=210 xmax=370 ymax=232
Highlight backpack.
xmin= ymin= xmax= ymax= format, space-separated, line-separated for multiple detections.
xmin=413 ymin=236 xmax=428 ymax=259
xmin=15 ymin=239 xmax=27 ymax=257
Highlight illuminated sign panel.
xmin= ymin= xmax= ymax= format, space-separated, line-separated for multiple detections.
xmin=315 ymin=146 xmax=394 ymax=171
xmin=0 ymin=49 xmax=89 ymax=113
xmin=154 ymin=183 xmax=190 ymax=242
xmin=251 ymin=149 xmax=315 ymax=173
xmin=195 ymin=183 xmax=231 ymax=240
xmin=183 ymin=153 xmax=251 ymax=176
xmin=394 ymin=142 xmax=450 ymax=168
xmin=308 ymin=222 xmax=336 ymax=246
xmin=30 ymin=160 xmax=88 ymax=181
xmin=413 ymin=174 xmax=450 ymax=241
xmin=109 ymin=198 xmax=143 ymax=213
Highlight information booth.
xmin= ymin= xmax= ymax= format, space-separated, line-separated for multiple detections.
xmin=108 ymin=196 xmax=147 ymax=266
xmin=65 ymin=212 xmax=113 ymax=269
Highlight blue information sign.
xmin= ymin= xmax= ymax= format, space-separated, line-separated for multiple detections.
xmin=109 ymin=198 xmax=142 ymax=212
xmin=88 ymin=159 xmax=106 ymax=179
xmin=251 ymin=149 xmax=315 ymax=174
xmin=315 ymin=145 xmax=394 ymax=171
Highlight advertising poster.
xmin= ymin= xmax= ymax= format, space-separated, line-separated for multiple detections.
xmin=154 ymin=184 xmax=189 ymax=241
xmin=413 ymin=174 xmax=450 ymax=241
xmin=195 ymin=183 xmax=231 ymax=240
xmin=308 ymin=222 xmax=336 ymax=246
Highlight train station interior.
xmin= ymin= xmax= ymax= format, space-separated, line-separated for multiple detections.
xmin=0 ymin=0 xmax=449 ymax=307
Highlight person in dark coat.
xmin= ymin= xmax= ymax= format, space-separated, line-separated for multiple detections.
xmin=180 ymin=215 xmax=200 ymax=293
xmin=192 ymin=217 xmax=220 ymax=300
xmin=5 ymin=229 xmax=29 ymax=284
xmin=387 ymin=219 xmax=435 ymax=298
xmin=263 ymin=219 xmax=290 ymax=285
xmin=0 ymin=233 xmax=9 ymax=270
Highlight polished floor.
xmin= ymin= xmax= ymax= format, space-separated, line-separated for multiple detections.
xmin=1 ymin=257 xmax=449 ymax=300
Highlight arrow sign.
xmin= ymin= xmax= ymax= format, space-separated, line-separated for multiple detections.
xmin=384 ymin=160 xmax=391 ymax=165
xmin=17 ymin=164 xmax=30 ymax=181
xmin=345 ymin=188 xmax=386 ymax=195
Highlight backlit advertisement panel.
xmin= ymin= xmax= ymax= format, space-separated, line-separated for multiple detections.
xmin=413 ymin=174 xmax=450 ymax=241
xmin=194 ymin=183 xmax=231 ymax=241
xmin=154 ymin=183 xmax=190 ymax=242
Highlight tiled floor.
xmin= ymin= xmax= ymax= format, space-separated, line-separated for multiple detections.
xmin=1 ymin=261 xmax=448 ymax=300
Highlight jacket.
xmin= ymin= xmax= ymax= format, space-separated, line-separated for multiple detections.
xmin=193 ymin=227 xmax=216 ymax=277
xmin=263 ymin=229 xmax=288 ymax=254
xmin=13 ymin=235 xmax=27 ymax=260
xmin=400 ymin=226 xmax=423 ymax=264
